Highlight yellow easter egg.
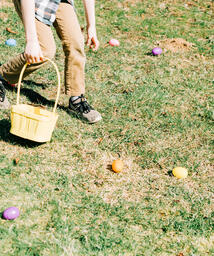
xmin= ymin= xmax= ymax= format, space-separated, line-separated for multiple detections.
xmin=172 ymin=167 xmax=188 ymax=179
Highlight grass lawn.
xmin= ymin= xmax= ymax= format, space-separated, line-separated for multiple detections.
xmin=0 ymin=0 xmax=213 ymax=255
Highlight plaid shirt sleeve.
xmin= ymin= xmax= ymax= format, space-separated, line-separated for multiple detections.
xmin=35 ymin=0 xmax=74 ymax=26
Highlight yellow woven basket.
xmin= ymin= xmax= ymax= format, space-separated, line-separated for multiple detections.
xmin=10 ymin=58 xmax=61 ymax=142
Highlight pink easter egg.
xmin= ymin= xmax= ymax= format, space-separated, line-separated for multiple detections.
xmin=109 ymin=39 xmax=120 ymax=47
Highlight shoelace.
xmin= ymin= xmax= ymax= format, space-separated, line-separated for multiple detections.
xmin=0 ymin=83 xmax=6 ymax=102
xmin=70 ymin=94 xmax=92 ymax=114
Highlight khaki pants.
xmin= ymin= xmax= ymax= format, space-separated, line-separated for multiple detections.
xmin=0 ymin=0 xmax=86 ymax=96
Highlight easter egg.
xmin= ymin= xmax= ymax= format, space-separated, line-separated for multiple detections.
xmin=172 ymin=167 xmax=188 ymax=179
xmin=112 ymin=159 xmax=124 ymax=173
xmin=109 ymin=39 xmax=120 ymax=47
xmin=3 ymin=207 xmax=20 ymax=220
xmin=5 ymin=39 xmax=16 ymax=46
xmin=152 ymin=47 xmax=162 ymax=55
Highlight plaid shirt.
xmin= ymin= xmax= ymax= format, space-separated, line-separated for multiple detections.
xmin=35 ymin=0 xmax=74 ymax=26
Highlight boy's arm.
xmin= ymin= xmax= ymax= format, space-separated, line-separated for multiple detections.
xmin=82 ymin=0 xmax=99 ymax=51
xmin=20 ymin=0 xmax=44 ymax=63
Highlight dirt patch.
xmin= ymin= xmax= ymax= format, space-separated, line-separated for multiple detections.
xmin=158 ymin=38 xmax=194 ymax=53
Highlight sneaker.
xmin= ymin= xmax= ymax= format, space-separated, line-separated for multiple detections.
xmin=68 ymin=94 xmax=102 ymax=123
xmin=0 ymin=77 xmax=10 ymax=110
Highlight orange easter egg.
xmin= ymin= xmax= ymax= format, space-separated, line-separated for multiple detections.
xmin=112 ymin=159 xmax=124 ymax=173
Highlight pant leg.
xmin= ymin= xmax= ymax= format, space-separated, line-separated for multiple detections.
xmin=54 ymin=2 xmax=86 ymax=96
xmin=0 ymin=0 xmax=56 ymax=84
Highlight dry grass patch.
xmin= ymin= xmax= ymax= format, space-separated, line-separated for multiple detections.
xmin=158 ymin=38 xmax=194 ymax=53
xmin=167 ymin=54 xmax=211 ymax=70
xmin=192 ymin=235 xmax=214 ymax=255
xmin=76 ymin=153 xmax=150 ymax=204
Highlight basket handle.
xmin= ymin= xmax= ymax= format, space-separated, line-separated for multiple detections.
xmin=16 ymin=57 xmax=61 ymax=113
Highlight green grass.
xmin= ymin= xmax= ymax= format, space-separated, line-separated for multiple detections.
xmin=0 ymin=0 xmax=214 ymax=255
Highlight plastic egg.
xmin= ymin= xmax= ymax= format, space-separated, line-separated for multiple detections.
xmin=112 ymin=159 xmax=124 ymax=173
xmin=5 ymin=39 xmax=16 ymax=46
xmin=172 ymin=167 xmax=188 ymax=179
xmin=3 ymin=207 xmax=20 ymax=220
xmin=152 ymin=47 xmax=162 ymax=55
xmin=109 ymin=39 xmax=120 ymax=47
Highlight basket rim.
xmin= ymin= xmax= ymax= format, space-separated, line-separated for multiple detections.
xmin=11 ymin=104 xmax=58 ymax=121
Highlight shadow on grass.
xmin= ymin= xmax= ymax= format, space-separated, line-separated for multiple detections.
xmin=4 ymin=82 xmax=67 ymax=111
xmin=145 ymin=51 xmax=157 ymax=56
xmin=23 ymin=79 xmax=48 ymax=89
xmin=107 ymin=164 xmax=116 ymax=173
xmin=167 ymin=170 xmax=173 ymax=176
xmin=0 ymin=212 xmax=5 ymax=220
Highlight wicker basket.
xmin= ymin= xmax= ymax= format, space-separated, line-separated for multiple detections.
xmin=10 ymin=58 xmax=61 ymax=142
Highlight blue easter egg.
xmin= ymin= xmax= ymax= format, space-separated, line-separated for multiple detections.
xmin=5 ymin=39 xmax=17 ymax=46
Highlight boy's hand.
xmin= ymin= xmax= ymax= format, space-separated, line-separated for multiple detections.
xmin=86 ymin=26 xmax=99 ymax=51
xmin=24 ymin=40 xmax=44 ymax=64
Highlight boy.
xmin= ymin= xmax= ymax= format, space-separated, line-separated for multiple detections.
xmin=0 ymin=0 xmax=102 ymax=123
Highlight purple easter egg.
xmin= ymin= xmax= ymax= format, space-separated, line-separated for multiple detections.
xmin=3 ymin=207 xmax=20 ymax=220
xmin=152 ymin=47 xmax=162 ymax=55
